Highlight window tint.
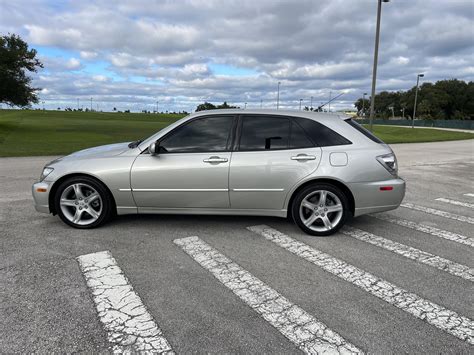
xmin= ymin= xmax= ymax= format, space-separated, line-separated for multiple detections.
xmin=239 ymin=116 xmax=289 ymax=150
xmin=290 ymin=120 xmax=314 ymax=148
xmin=345 ymin=118 xmax=384 ymax=144
xmin=294 ymin=117 xmax=352 ymax=147
xmin=159 ymin=116 xmax=233 ymax=153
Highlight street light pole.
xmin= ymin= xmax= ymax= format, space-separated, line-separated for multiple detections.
xmin=310 ymin=96 xmax=313 ymax=111
xmin=90 ymin=97 xmax=93 ymax=111
xmin=369 ymin=0 xmax=390 ymax=131
xmin=299 ymin=99 xmax=303 ymax=111
xmin=277 ymin=81 xmax=281 ymax=109
xmin=362 ymin=92 xmax=367 ymax=117
xmin=412 ymin=73 xmax=424 ymax=128
xmin=260 ymin=99 xmax=263 ymax=108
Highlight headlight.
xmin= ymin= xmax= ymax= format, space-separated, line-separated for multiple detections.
xmin=376 ymin=153 xmax=398 ymax=176
xmin=40 ymin=167 xmax=54 ymax=182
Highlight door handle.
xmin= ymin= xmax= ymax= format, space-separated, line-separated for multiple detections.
xmin=291 ymin=154 xmax=316 ymax=161
xmin=203 ymin=156 xmax=228 ymax=163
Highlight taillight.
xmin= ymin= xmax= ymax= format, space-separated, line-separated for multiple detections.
xmin=376 ymin=153 xmax=398 ymax=176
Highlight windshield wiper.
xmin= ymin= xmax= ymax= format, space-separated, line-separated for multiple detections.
xmin=128 ymin=140 xmax=142 ymax=148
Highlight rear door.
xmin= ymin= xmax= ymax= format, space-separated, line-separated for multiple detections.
xmin=131 ymin=115 xmax=235 ymax=209
xmin=229 ymin=115 xmax=322 ymax=210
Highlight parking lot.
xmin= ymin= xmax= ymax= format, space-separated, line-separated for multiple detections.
xmin=1 ymin=139 xmax=473 ymax=353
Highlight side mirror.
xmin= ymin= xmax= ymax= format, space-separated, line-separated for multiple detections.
xmin=149 ymin=141 xmax=159 ymax=156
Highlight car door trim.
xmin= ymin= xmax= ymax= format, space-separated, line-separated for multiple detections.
xmin=232 ymin=188 xmax=285 ymax=192
xmin=128 ymin=188 xmax=229 ymax=192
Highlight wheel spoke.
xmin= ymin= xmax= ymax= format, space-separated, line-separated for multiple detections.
xmin=60 ymin=198 xmax=76 ymax=207
xmin=73 ymin=184 xmax=85 ymax=199
xmin=303 ymin=213 xmax=318 ymax=227
xmin=72 ymin=209 xmax=84 ymax=223
xmin=86 ymin=208 xmax=100 ymax=220
xmin=326 ymin=204 xmax=342 ymax=213
xmin=302 ymin=198 xmax=317 ymax=211
xmin=321 ymin=215 xmax=333 ymax=230
xmin=87 ymin=193 xmax=100 ymax=203
xmin=318 ymin=191 xmax=327 ymax=206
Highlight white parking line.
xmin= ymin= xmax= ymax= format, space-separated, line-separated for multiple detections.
xmin=342 ymin=227 xmax=473 ymax=282
xmin=248 ymin=225 xmax=474 ymax=345
xmin=401 ymin=203 xmax=474 ymax=225
xmin=464 ymin=193 xmax=474 ymax=198
xmin=174 ymin=236 xmax=362 ymax=354
xmin=77 ymin=251 xmax=174 ymax=354
xmin=372 ymin=214 xmax=474 ymax=248
xmin=435 ymin=198 xmax=474 ymax=209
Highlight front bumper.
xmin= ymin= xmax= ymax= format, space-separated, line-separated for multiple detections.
xmin=32 ymin=181 xmax=53 ymax=214
xmin=348 ymin=177 xmax=406 ymax=217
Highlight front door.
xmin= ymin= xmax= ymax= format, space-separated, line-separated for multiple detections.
xmin=229 ymin=115 xmax=322 ymax=210
xmin=131 ymin=115 xmax=235 ymax=209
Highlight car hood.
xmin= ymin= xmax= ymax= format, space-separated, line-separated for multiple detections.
xmin=61 ymin=142 xmax=131 ymax=161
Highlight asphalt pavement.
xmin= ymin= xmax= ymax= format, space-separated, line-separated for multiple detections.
xmin=1 ymin=139 xmax=473 ymax=353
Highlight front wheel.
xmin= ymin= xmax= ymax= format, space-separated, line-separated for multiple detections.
xmin=292 ymin=183 xmax=349 ymax=236
xmin=54 ymin=176 xmax=113 ymax=229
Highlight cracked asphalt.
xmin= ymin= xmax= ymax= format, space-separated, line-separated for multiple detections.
xmin=1 ymin=139 xmax=473 ymax=353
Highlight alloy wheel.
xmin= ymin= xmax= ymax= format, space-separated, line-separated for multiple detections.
xmin=299 ymin=190 xmax=343 ymax=232
xmin=59 ymin=183 xmax=103 ymax=226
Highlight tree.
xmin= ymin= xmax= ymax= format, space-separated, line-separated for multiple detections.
xmin=195 ymin=101 xmax=238 ymax=112
xmin=354 ymin=79 xmax=474 ymax=120
xmin=0 ymin=34 xmax=43 ymax=107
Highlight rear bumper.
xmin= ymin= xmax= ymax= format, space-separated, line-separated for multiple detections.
xmin=32 ymin=181 xmax=52 ymax=214
xmin=348 ymin=177 xmax=406 ymax=217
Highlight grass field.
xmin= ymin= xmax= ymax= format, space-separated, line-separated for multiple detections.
xmin=0 ymin=109 xmax=472 ymax=156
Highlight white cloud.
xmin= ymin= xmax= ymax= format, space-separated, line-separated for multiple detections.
xmin=1 ymin=0 xmax=472 ymax=111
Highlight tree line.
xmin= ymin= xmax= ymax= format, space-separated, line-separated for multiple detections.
xmin=355 ymin=79 xmax=474 ymax=120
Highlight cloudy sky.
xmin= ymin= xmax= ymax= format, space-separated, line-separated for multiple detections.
xmin=1 ymin=0 xmax=473 ymax=112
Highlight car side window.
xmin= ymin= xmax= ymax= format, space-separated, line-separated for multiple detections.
xmin=293 ymin=117 xmax=352 ymax=147
xmin=159 ymin=116 xmax=234 ymax=153
xmin=290 ymin=120 xmax=314 ymax=148
xmin=239 ymin=115 xmax=290 ymax=151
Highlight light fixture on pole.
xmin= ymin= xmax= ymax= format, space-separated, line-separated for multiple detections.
xmin=277 ymin=81 xmax=281 ymax=109
xmin=412 ymin=73 xmax=424 ymax=128
xmin=299 ymin=99 xmax=303 ymax=111
xmin=369 ymin=0 xmax=390 ymax=131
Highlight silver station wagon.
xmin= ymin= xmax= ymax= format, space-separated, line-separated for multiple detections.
xmin=32 ymin=109 xmax=405 ymax=236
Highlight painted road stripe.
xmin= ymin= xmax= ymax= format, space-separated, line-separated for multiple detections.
xmin=342 ymin=227 xmax=473 ymax=282
xmin=464 ymin=193 xmax=474 ymax=198
xmin=248 ymin=225 xmax=474 ymax=344
xmin=435 ymin=198 xmax=474 ymax=209
xmin=77 ymin=251 xmax=174 ymax=354
xmin=401 ymin=203 xmax=474 ymax=225
xmin=372 ymin=214 xmax=474 ymax=248
xmin=174 ymin=236 xmax=362 ymax=354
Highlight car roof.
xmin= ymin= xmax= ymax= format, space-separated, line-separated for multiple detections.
xmin=188 ymin=109 xmax=349 ymax=121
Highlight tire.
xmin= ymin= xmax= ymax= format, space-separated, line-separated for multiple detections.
xmin=292 ymin=183 xmax=349 ymax=236
xmin=54 ymin=176 xmax=113 ymax=229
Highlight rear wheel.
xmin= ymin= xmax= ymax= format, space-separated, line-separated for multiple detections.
xmin=54 ymin=176 xmax=113 ymax=229
xmin=292 ymin=183 xmax=349 ymax=236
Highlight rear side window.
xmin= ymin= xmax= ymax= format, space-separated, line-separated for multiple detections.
xmin=290 ymin=121 xmax=314 ymax=148
xmin=345 ymin=119 xmax=384 ymax=144
xmin=239 ymin=115 xmax=289 ymax=150
xmin=293 ymin=117 xmax=352 ymax=147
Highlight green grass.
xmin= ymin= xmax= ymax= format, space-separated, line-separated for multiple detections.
xmin=0 ymin=110 xmax=185 ymax=156
xmin=0 ymin=109 xmax=472 ymax=156
xmin=363 ymin=125 xmax=473 ymax=144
